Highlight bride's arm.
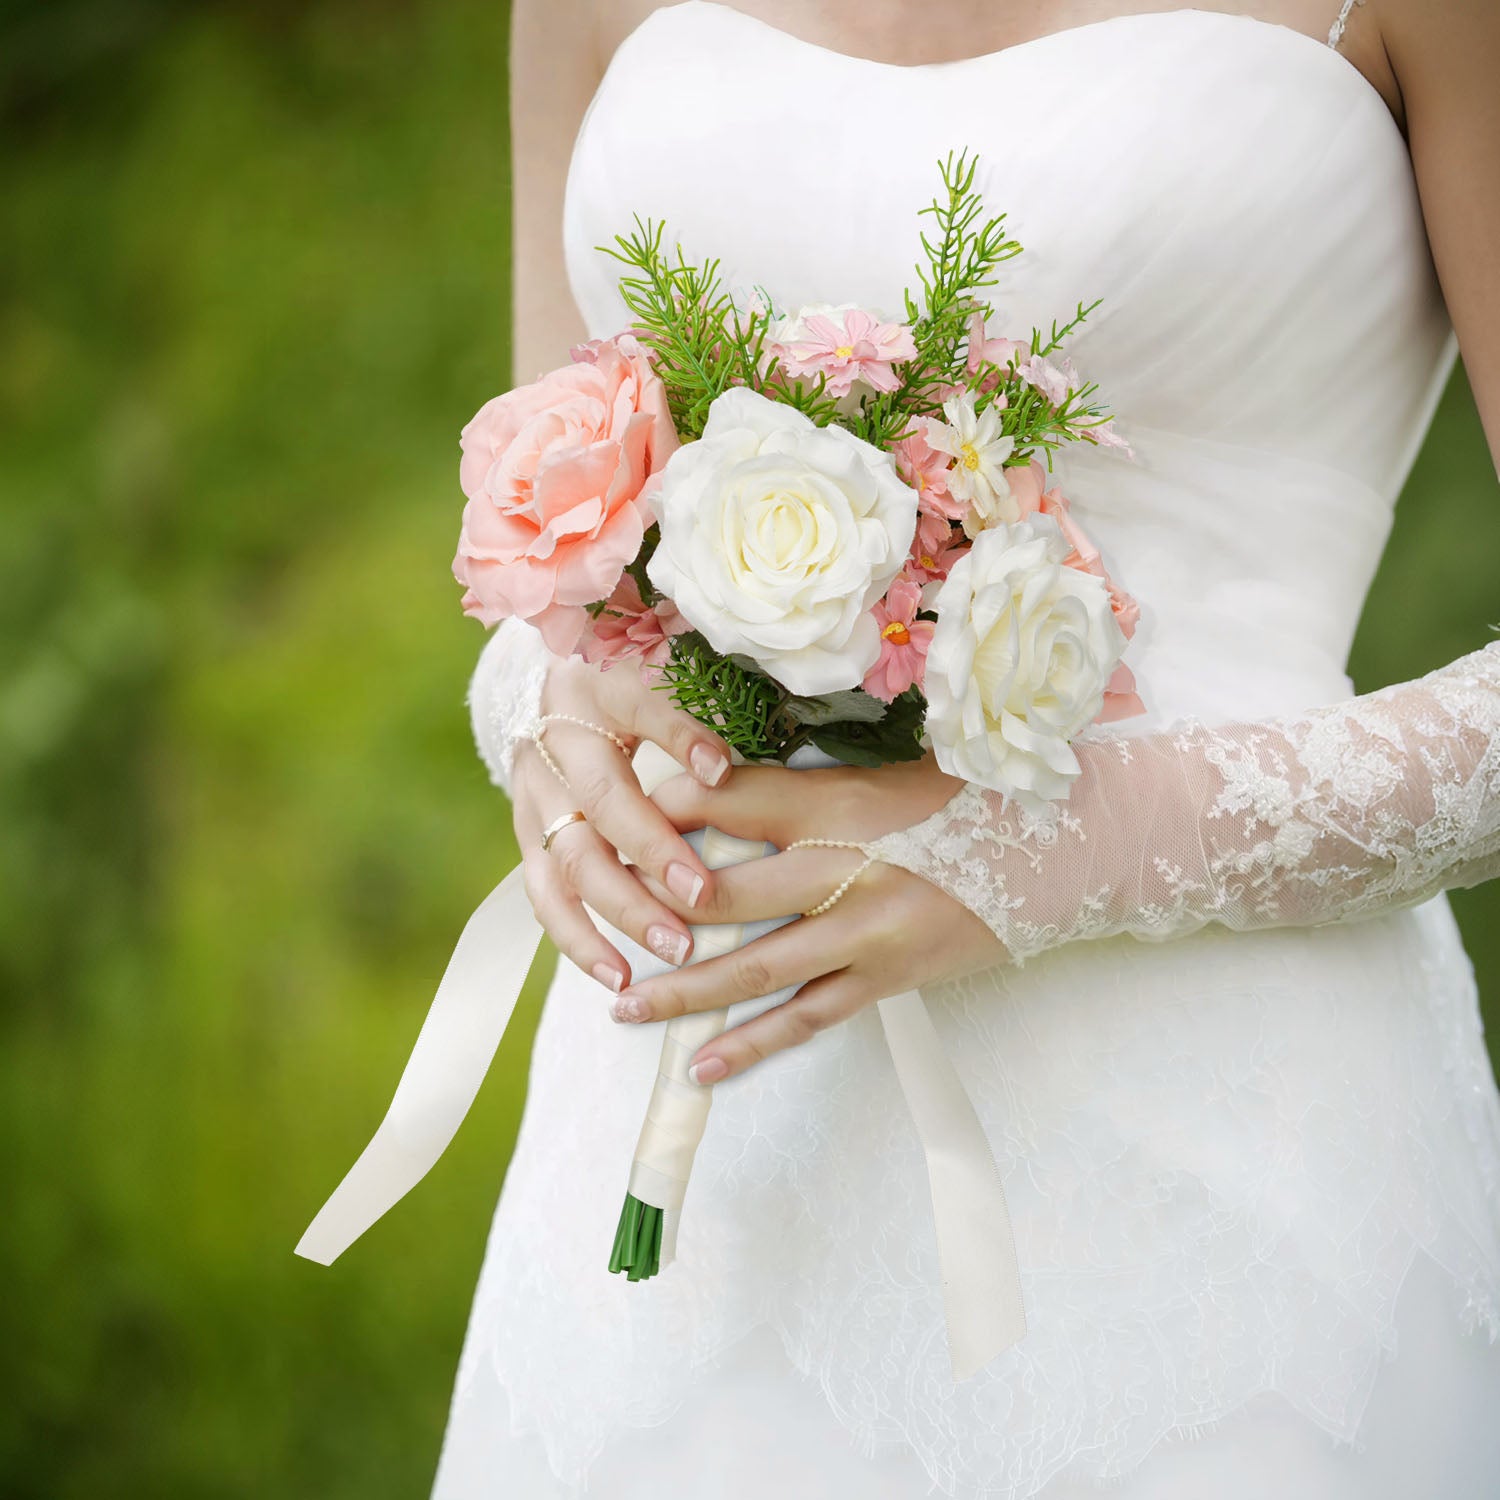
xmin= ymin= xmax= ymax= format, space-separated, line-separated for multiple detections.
xmin=863 ymin=642 xmax=1500 ymax=960
xmin=1392 ymin=0 xmax=1500 ymax=472
xmin=508 ymin=0 xmax=593 ymax=385
xmin=466 ymin=1 xmax=733 ymax=990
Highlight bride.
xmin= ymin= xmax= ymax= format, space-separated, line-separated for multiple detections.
xmin=430 ymin=2 xmax=1500 ymax=1495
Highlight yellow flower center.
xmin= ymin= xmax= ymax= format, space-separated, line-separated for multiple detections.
xmin=835 ymin=344 xmax=855 ymax=359
xmin=960 ymin=442 xmax=981 ymax=471
xmin=919 ymin=554 xmax=936 ymax=570
xmin=882 ymin=620 xmax=911 ymax=646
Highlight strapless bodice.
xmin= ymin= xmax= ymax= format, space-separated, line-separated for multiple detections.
xmin=562 ymin=2 xmax=1457 ymax=727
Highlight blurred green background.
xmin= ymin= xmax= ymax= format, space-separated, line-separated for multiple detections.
xmin=1 ymin=2 xmax=1496 ymax=1495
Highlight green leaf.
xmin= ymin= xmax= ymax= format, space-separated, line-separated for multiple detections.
xmin=808 ymin=686 xmax=927 ymax=766
xmin=782 ymin=688 xmax=888 ymax=728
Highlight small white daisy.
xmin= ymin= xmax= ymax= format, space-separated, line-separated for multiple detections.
xmin=926 ymin=391 xmax=1017 ymax=537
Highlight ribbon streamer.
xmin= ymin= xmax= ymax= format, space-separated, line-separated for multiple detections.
xmin=877 ymin=989 xmax=1027 ymax=1377
xmin=297 ymin=759 xmax=1029 ymax=1379
xmin=294 ymin=866 xmax=543 ymax=1265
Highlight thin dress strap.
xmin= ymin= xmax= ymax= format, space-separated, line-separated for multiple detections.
xmin=1327 ymin=0 xmax=1366 ymax=48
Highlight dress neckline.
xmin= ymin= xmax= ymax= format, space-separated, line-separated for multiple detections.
xmin=624 ymin=2 xmax=1402 ymax=141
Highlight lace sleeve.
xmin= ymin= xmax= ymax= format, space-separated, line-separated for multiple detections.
xmin=867 ymin=641 xmax=1500 ymax=964
xmin=466 ymin=616 xmax=556 ymax=800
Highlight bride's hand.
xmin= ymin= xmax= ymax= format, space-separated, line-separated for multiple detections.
xmin=513 ymin=655 xmax=734 ymax=992
xmin=609 ymin=756 xmax=1009 ymax=1082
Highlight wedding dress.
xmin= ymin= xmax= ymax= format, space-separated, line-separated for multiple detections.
xmin=430 ymin=5 xmax=1500 ymax=1495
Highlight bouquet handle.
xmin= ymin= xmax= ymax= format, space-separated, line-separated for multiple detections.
xmin=608 ymin=822 xmax=790 ymax=1279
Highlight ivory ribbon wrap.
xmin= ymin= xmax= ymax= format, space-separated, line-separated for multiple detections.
xmin=622 ymin=824 xmax=782 ymax=1268
xmin=296 ymin=745 xmax=1028 ymax=1379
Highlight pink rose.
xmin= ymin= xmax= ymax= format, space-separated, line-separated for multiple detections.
xmin=452 ymin=333 xmax=677 ymax=654
xmin=579 ymin=575 xmax=688 ymax=678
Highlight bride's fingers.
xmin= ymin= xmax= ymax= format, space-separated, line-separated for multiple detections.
xmin=686 ymin=970 xmax=872 ymax=1084
xmin=637 ymin=844 xmax=868 ymax=925
xmin=609 ymin=914 xmax=851 ymax=1023
xmin=543 ymin=720 xmax=713 ymax=910
xmin=519 ymin=850 xmax=631 ymax=994
xmin=598 ymin=667 xmax=733 ymax=789
xmin=650 ymin=764 xmax=851 ymax=846
xmin=521 ymin=771 xmax=696 ymax=968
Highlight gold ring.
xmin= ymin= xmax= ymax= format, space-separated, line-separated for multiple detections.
xmin=540 ymin=810 xmax=587 ymax=853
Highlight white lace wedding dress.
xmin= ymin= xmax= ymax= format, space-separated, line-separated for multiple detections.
xmin=430 ymin=5 xmax=1500 ymax=1495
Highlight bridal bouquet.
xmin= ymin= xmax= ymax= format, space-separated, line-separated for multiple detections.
xmin=451 ymin=151 xmax=1145 ymax=1282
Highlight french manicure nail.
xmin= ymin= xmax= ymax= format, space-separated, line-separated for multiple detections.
xmin=591 ymin=962 xmax=623 ymax=993
xmin=688 ymin=1057 xmax=728 ymax=1086
xmin=646 ymin=924 xmax=690 ymax=967
xmin=666 ymin=861 xmax=705 ymax=908
xmin=691 ymin=744 xmax=729 ymax=787
xmin=611 ymin=993 xmax=648 ymax=1023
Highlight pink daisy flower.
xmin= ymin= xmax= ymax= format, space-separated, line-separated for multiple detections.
xmin=904 ymin=512 xmax=969 ymax=584
xmin=579 ymin=575 xmax=688 ymax=679
xmin=773 ymin=306 xmax=918 ymax=398
xmin=893 ymin=424 xmax=966 ymax=522
xmin=862 ymin=576 xmax=934 ymax=702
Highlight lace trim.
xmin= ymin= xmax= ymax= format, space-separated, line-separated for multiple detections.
xmin=466 ymin=616 xmax=555 ymax=797
xmin=1327 ymin=0 xmax=1366 ymax=50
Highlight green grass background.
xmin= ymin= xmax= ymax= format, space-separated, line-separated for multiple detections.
xmin=2 ymin=2 xmax=1496 ymax=1495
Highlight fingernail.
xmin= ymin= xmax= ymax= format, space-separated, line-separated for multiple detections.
xmin=591 ymin=962 xmax=623 ymax=993
xmin=666 ymin=862 xmax=704 ymax=908
xmin=611 ymin=992 xmax=649 ymax=1023
xmin=688 ymin=1057 xmax=728 ymax=1086
xmin=690 ymin=744 xmax=729 ymax=787
xmin=646 ymin=925 xmax=689 ymax=967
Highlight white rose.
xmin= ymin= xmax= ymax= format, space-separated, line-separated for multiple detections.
xmin=924 ymin=515 xmax=1127 ymax=810
xmin=646 ymin=386 xmax=919 ymax=696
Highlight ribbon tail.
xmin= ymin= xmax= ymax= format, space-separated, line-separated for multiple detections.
xmin=295 ymin=862 xmax=544 ymax=1265
xmin=876 ymin=988 xmax=1027 ymax=1381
